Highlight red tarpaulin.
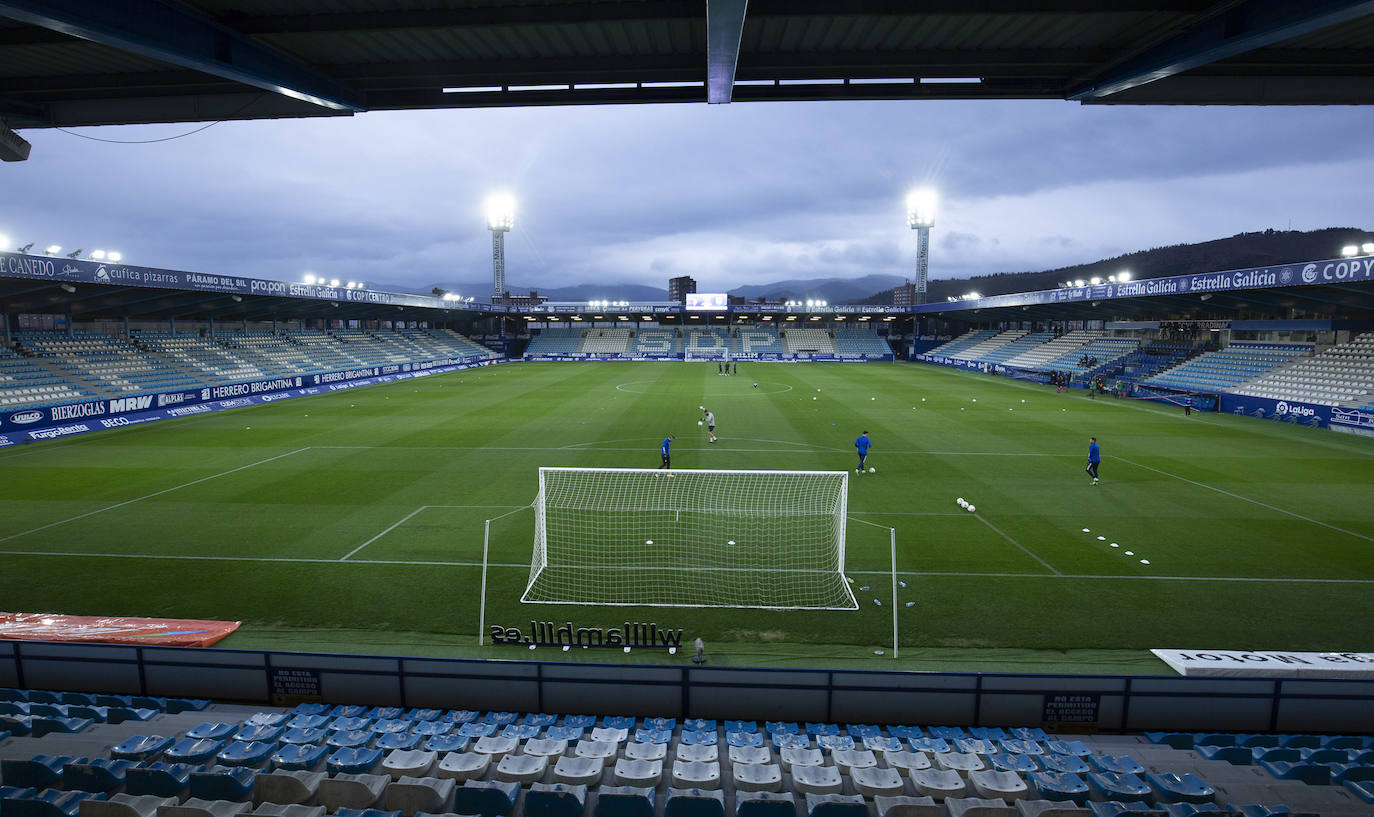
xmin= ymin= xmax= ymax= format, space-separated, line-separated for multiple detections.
xmin=0 ymin=613 xmax=240 ymax=647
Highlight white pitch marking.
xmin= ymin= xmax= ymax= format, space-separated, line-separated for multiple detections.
xmin=1114 ymin=454 xmax=1374 ymax=544
xmin=973 ymin=514 xmax=1062 ymax=575
xmin=340 ymin=506 xmax=430 ymax=561
xmin=0 ymin=447 xmax=312 ymax=546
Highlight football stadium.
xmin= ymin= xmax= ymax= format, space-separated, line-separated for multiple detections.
xmin=2 ymin=4 xmax=1374 ymax=817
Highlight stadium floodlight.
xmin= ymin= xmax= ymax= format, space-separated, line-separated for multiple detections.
xmin=345 ymin=281 xmax=356 ymax=289
xmin=485 ymin=191 xmax=516 ymax=297
xmin=44 ymin=244 xmax=61 ymax=255
xmin=1364 ymin=243 xmax=1374 ymax=255
xmin=18 ymin=242 xmax=32 ymax=253
xmin=303 ymin=273 xmax=317 ymax=284
xmin=524 ymin=467 xmax=857 ymax=610
xmin=1341 ymin=245 xmax=1359 ymax=257
xmin=0 ymin=234 xmax=7 ymax=251
xmin=91 ymin=249 xmax=106 ymax=260
xmin=905 ymin=187 xmax=937 ymax=305
xmin=108 ymin=251 xmax=122 ymax=262
xmin=1118 ymin=270 xmax=1131 ymax=281
xmin=1090 ymin=276 xmax=1101 ymax=285
xmin=329 ymin=278 xmax=341 ymax=287
xmin=1074 ymin=279 xmax=1085 ymax=287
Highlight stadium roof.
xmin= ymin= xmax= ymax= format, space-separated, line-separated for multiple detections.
xmin=2 ymin=0 xmax=1373 ymax=135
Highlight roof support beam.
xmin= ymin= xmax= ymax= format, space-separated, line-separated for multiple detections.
xmin=1069 ymin=0 xmax=1374 ymax=101
xmin=706 ymin=0 xmax=748 ymax=103
xmin=0 ymin=0 xmax=365 ymax=112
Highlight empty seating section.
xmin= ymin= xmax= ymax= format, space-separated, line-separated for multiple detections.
xmin=1003 ymin=331 xmax=1102 ymax=370
xmin=1040 ymin=338 xmax=1141 ymax=375
xmin=1232 ymin=332 xmax=1374 ymax=407
xmin=631 ymin=330 xmax=679 ymax=356
xmin=684 ymin=328 xmax=732 ymax=359
xmin=0 ymin=329 xmax=498 ymax=411
xmin=831 ymin=329 xmax=890 ymax=357
xmin=579 ymin=329 xmax=632 ymax=355
xmin=523 ymin=329 xmax=583 ymax=356
xmin=976 ymin=333 xmax=1055 ymax=365
xmin=734 ymin=326 xmax=781 ymax=356
xmin=1114 ymin=344 xmax=1195 ymax=381
xmin=1145 ymin=343 xmax=1311 ymax=394
xmin=928 ymin=330 xmax=999 ymax=357
xmin=781 ymin=328 xmax=836 ymax=355
xmin=948 ymin=331 xmax=1025 ymax=361
xmin=0 ymin=689 xmax=1364 ymax=817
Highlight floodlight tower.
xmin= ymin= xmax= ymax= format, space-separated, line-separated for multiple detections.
xmin=485 ymin=192 xmax=516 ymax=298
xmin=905 ymin=188 xmax=937 ymax=306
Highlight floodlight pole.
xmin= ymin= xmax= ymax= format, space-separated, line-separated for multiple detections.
xmin=913 ymin=226 xmax=930 ymax=306
xmin=906 ymin=189 xmax=936 ymax=307
xmin=490 ymin=228 xmax=507 ymax=298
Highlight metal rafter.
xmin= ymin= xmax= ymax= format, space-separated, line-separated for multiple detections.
xmin=0 ymin=0 xmax=364 ymax=112
xmin=706 ymin=0 xmax=748 ymax=103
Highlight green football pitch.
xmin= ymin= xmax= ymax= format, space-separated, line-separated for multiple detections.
xmin=2 ymin=361 xmax=1372 ymax=675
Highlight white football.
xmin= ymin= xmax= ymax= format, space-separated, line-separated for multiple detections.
xmin=697 ymin=420 xmax=703 ymax=426
xmin=967 ymin=505 xmax=976 ymax=513
xmin=868 ymin=467 xmax=875 ymax=473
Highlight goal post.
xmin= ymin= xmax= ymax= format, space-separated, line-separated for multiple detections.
xmin=523 ymin=467 xmax=857 ymax=610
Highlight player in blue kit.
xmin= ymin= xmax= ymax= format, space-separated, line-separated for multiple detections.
xmin=659 ymin=435 xmax=675 ymax=469
xmin=1086 ymin=436 xmax=1100 ymax=485
xmin=855 ymin=431 xmax=871 ymax=473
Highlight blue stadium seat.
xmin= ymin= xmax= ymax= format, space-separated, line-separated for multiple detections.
xmin=334 ymin=809 xmax=399 ymax=817
xmin=665 ymin=788 xmax=726 ymax=817
xmin=105 ymin=707 xmax=158 ymax=725
xmin=64 ymin=706 xmax=107 ymax=723
xmin=187 ymin=723 xmax=236 ymax=741
xmin=815 ymin=736 xmax=852 ymax=752
xmin=1000 ymin=739 xmax=1045 ymax=756
xmin=163 ymin=698 xmax=210 ymax=714
xmin=1 ymin=789 xmax=105 ymax=817
xmin=452 ymin=779 xmax=519 ymax=817
xmin=806 ymin=724 xmax=839 ymax=737
xmin=1278 ymin=735 xmax=1321 ymax=749
xmin=328 ymin=730 xmax=374 ymax=749
xmin=546 ymin=726 xmax=585 ymax=743
xmin=524 ymin=713 xmax=559 ymax=728
xmin=523 ymin=783 xmax=586 ymax=817
xmin=456 ymin=722 xmax=497 ymax=739
xmin=1158 ymin=805 xmax=1240 ymax=817
xmin=188 ymin=766 xmax=257 ymax=801
xmin=286 ymin=715 xmax=330 ymax=730
xmin=0 ymin=689 xmax=27 ymax=702
xmin=634 ymin=728 xmax=672 ymax=745
xmin=1331 ymin=763 xmax=1374 ymax=785
xmin=970 ymin=727 xmax=1008 ymax=741
xmin=22 ymin=692 xmax=60 ymax=704
xmin=1345 ymin=779 xmax=1374 ymax=804
xmin=0 ymin=786 xmax=37 ymax=806
xmin=270 ymin=744 xmax=328 ymax=772
xmin=1028 ymin=772 xmax=1090 ymax=804
xmin=124 ymin=763 xmax=192 ymax=797
xmin=887 ymin=726 xmax=923 ymax=741
xmin=0 ymin=702 xmax=27 ymax=716
xmin=1258 ymin=760 xmax=1329 ymax=786
xmin=929 ymin=727 xmax=967 ymax=741
xmin=110 ymin=736 xmax=173 ymax=762
xmin=408 ymin=709 xmax=444 ymax=722
xmin=683 ymin=719 xmax=714 ymax=732
xmin=423 ymin=735 xmax=469 ymax=753
xmin=410 ymin=721 xmax=450 ymax=737
xmin=374 ymin=733 xmax=420 ymax=752
xmin=803 ymin=793 xmax=865 ymax=817
xmin=501 ymin=724 xmax=540 ymax=741
xmin=1297 ymin=747 xmax=1348 ymax=764
xmin=1087 ymin=804 xmax=1165 ymax=817
xmin=330 ymin=717 xmax=373 ymax=732
xmin=1230 ymin=806 xmax=1319 ymax=817
xmin=1088 ymin=773 xmax=1153 ymax=804
xmin=330 ymin=705 xmax=370 ymax=719
xmin=862 ymin=737 xmax=902 ymax=753
xmin=988 ymin=753 xmax=1038 ymax=774
xmin=61 ymin=759 xmax=135 ymax=793
xmin=1147 ymin=773 xmax=1215 ymax=804
xmin=281 ymin=727 xmax=327 ymax=745
xmin=1145 ymin=733 xmax=1193 ymax=749
xmin=371 ymin=719 xmax=410 ymax=735
xmin=681 ymin=731 xmax=717 ymax=747
xmin=0 ymin=716 xmax=33 ymax=736
xmin=217 ymin=741 xmax=276 ymax=767
xmin=1 ymin=756 xmax=73 ymax=789
xmin=1047 ymin=741 xmax=1092 ymax=757
xmin=725 ymin=721 xmax=757 ymax=734
xmin=594 ymin=786 xmax=655 ymax=817
xmin=727 ymin=733 xmax=763 ymax=748
xmin=30 ymin=717 xmax=92 ymax=738
xmin=909 ymin=738 xmax=950 ymax=754
xmin=1250 ymin=748 xmax=1299 ymax=765
xmin=164 ymin=739 xmax=224 ymax=765
xmin=1092 ymin=756 xmax=1145 ymax=775
xmin=1321 ymin=736 xmax=1366 ymax=750
xmin=1235 ymin=735 xmax=1281 ymax=749
xmin=603 ymin=716 xmax=636 ymax=731
xmin=326 ymin=748 xmax=384 ymax=775
xmin=1041 ymin=754 xmax=1089 ymax=775
xmin=735 ymin=791 xmax=796 ymax=817
xmin=1196 ymin=746 xmax=1251 ymax=765
xmin=1007 ymin=728 xmax=1048 ymax=742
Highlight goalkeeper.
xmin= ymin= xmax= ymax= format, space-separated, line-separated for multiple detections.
xmin=659 ymin=434 xmax=675 ymax=469
xmin=700 ymin=409 xmax=717 ymax=443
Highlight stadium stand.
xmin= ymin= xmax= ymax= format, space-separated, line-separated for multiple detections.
xmin=16 ymin=332 xmax=201 ymax=397
xmin=975 ymin=332 xmax=1056 ymax=365
xmin=1039 ymin=338 xmax=1141 ymax=376
xmin=831 ymin=329 xmax=891 ymax=357
xmin=927 ymin=330 xmax=999 ymax=358
xmin=734 ymin=326 xmax=782 ymax=357
xmin=1003 ymin=331 xmax=1101 ymax=370
xmin=1109 ymin=343 xmax=1196 ymax=382
xmin=781 ymin=328 xmax=836 ymax=356
xmin=684 ymin=328 xmax=732 ymax=360
xmin=0 ymin=345 xmax=92 ymax=409
xmin=523 ymin=328 xmax=582 ymax=357
xmin=579 ymin=329 xmax=632 ymax=355
xmin=630 ymin=329 xmax=679 ymax=357
xmin=948 ymin=330 xmax=1026 ymax=361
xmin=0 ymin=691 xmax=1367 ymax=817
xmin=1231 ymin=332 xmax=1374 ymax=407
xmin=1144 ymin=343 xmax=1312 ymax=394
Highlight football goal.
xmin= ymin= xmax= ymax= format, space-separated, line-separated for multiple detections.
xmin=522 ymin=467 xmax=857 ymax=610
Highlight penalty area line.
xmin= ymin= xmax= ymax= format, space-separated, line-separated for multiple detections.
xmin=1114 ymin=454 xmax=1374 ymax=545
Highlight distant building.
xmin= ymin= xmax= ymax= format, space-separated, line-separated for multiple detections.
xmin=668 ymin=276 xmax=697 ymax=303
xmin=892 ymin=282 xmax=918 ymax=306
xmin=494 ymin=290 xmax=547 ymax=308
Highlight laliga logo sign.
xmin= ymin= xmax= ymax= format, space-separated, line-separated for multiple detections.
xmin=1275 ymin=400 xmax=1316 ymax=418
xmin=1301 ymin=264 xmax=1319 ymax=283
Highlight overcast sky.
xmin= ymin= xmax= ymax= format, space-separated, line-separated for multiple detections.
xmin=5 ymin=99 xmax=1371 ymax=296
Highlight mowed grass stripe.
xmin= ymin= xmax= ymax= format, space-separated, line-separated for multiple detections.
xmin=1 ymin=361 xmax=1372 ymax=657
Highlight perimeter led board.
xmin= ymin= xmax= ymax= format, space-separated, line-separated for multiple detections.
xmin=686 ymin=293 xmax=728 ymax=310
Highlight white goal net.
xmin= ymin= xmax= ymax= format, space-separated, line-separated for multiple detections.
xmin=523 ymin=467 xmax=856 ymax=610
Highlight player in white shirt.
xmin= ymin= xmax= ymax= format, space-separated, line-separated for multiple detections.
xmin=700 ymin=409 xmax=717 ymax=443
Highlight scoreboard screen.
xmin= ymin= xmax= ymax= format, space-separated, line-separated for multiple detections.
xmin=685 ymin=293 xmax=728 ymax=311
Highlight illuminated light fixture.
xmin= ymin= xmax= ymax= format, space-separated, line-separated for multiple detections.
xmin=330 ymin=279 xmax=341 ymax=287
xmin=45 ymin=244 xmax=61 ymax=255
xmin=883 ymin=316 xmax=896 ymax=321
xmin=59 ymin=283 xmax=76 ymax=293
xmin=66 ymin=249 xmax=82 ymax=259
xmin=905 ymin=188 xmax=936 ymax=229
xmin=1363 ymin=243 xmax=1374 ymax=254
xmin=231 ymin=295 xmax=242 ymax=302
xmin=0 ymin=234 xmax=8 ymax=250
xmin=919 ymin=77 xmax=982 ymax=84
xmin=91 ymin=249 xmax=106 ymax=260
xmin=1090 ymin=276 xmax=1101 ymax=285
xmin=1118 ymin=270 xmax=1131 ymax=281
xmin=303 ymin=273 xmax=317 ymax=284
xmin=1341 ymin=245 xmax=1359 ymax=257
xmin=1075 ymin=279 xmax=1085 ymax=287
xmin=1108 ymin=275 xmax=1117 ymax=283
xmin=806 ymin=300 xmax=814 ymax=307
xmin=443 ymin=86 xmax=503 ymax=93
xmin=345 ymin=281 xmax=357 ymax=289
xmin=643 ymin=315 xmax=652 ymax=320
xmin=964 ymin=291 xmax=980 ymax=300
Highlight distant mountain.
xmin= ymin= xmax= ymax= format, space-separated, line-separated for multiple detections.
xmin=424 ymin=281 xmax=667 ymax=302
xmin=728 ymin=274 xmax=908 ymax=303
xmin=856 ymin=228 xmax=1369 ymax=305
